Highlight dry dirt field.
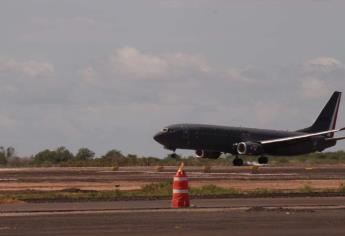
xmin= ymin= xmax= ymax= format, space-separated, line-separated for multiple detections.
xmin=1 ymin=165 xmax=345 ymax=192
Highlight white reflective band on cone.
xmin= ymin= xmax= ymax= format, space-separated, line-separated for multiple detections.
xmin=173 ymin=177 xmax=188 ymax=181
xmin=173 ymin=189 xmax=189 ymax=194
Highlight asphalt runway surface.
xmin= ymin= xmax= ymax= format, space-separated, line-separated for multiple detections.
xmin=2 ymin=166 xmax=345 ymax=235
xmin=2 ymin=197 xmax=345 ymax=236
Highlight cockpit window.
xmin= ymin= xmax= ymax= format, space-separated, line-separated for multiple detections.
xmin=161 ymin=128 xmax=175 ymax=133
xmin=162 ymin=128 xmax=169 ymax=132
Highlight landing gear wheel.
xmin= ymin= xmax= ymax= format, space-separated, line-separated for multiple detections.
xmin=233 ymin=157 xmax=244 ymax=166
xmin=258 ymin=156 xmax=268 ymax=164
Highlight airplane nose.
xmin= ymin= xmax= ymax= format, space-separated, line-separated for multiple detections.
xmin=153 ymin=132 xmax=163 ymax=143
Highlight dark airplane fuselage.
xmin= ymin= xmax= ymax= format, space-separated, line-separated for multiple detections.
xmin=154 ymin=123 xmax=336 ymax=156
xmin=154 ymin=92 xmax=342 ymax=161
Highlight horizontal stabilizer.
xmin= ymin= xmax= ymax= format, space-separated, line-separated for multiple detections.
xmin=325 ymin=136 xmax=345 ymax=142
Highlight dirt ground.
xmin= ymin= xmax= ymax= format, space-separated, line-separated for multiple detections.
xmin=1 ymin=165 xmax=345 ymax=191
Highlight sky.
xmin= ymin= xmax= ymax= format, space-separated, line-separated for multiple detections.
xmin=0 ymin=0 xmax=345 ymax=157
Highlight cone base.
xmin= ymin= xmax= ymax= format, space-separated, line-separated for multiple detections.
xmin=172 ymin=193 xmax=190 ymax=208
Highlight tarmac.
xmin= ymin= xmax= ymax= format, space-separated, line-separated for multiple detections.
xmin=1 ymin=197 xmax=345 ymax=235
xmin=2 ymin=166 xmax=345 ymax=235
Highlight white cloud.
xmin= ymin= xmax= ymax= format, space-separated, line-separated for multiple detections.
xmin=109 ymin=47 xmax=210 ymax=79
xmin=110 ymin=47 xmax=168 ymax=79
xmin=225 ymin=67 xmax=258 ymax=84
xmin=0 ymin=57 xmax=72 ymax=106
xmin=300 ymin=57 xmax=344 ymax=99
xmin=0 ymin=58 xmax=54 ymax=78
xmin=303 ymin=57 xmax=343 ymax=73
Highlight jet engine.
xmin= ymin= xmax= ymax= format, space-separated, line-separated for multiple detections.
xmin=195 ymin=150 xmax=221 ymax=159
xmin=236 ymin=142 xmax=263 ymax=155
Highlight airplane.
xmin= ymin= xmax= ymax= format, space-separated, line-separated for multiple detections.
xmin=153 ymin=91 xmax=345 ymax=166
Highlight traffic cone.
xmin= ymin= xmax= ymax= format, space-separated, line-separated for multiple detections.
xmin=172 ymin=162 xmax=190 ymax=208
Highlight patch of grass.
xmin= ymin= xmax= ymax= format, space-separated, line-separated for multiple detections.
xmin=275 ymin=157 xmax=289 ymax=164
xmin=4 ymin=181 xmax=345 ymax=203
xmin=299 ymin=184 xmax=314 ymax=193
xmin=0 ymin=189 xmax=125 ymax=202
xmin=111 ymin=165 xmax=119 ymax=171
xmin=338 ymin=183 xmax=345 ymax=193
xmin=190 ymin=184 xmax=238 ymax=196
xmin=139 ymin=181 xmax=172 ymax=196
xmin=202 ymin=165 xmax=212 ymax=173
xmin=155 ymin=165 xmax=164 ymax=172
xmin=248 ymin=188 xmax=275 ymax=195
xmin=0 ymin=198 xmax=25 ymax=204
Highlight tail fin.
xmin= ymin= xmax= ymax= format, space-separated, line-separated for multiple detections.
xmin=298 ymin=91 xmax=341 ymax=137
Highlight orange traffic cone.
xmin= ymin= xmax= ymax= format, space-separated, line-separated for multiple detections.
xmin=172 ymin=162 xmax=190 ymax=208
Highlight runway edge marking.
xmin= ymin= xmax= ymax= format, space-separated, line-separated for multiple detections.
xmin=3 ymin=205 xmax=345 ymax=217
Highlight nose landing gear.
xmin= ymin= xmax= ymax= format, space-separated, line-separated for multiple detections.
xmin=168 ymin=153 xmax=178 ymax=158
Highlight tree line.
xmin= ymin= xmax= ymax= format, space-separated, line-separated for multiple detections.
xmin=0 ymin=146 xmax=180 ymax=167
xmin=1 ymin=146 xmax=345 ymax=167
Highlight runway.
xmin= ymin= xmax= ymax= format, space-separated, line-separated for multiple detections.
xmin=1 ymin=197 xmax=345 ymax=235
xmin=2 ymin=166 xmax=345 ymax=235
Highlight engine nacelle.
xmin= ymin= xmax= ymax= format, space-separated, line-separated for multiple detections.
xmin=195 ymin=150 xmax=221 ymax=159
xmin=236 ymin=142 xmax=263 ymax=155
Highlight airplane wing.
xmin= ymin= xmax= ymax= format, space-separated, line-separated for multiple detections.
xmin=259 ymin=127 xmax=345 ymax=145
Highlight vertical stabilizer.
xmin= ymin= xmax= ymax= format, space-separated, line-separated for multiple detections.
xmin=298 ymin=91 xmax=341 ymax=137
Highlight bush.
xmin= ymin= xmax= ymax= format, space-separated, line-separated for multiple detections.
xmin=55 ymin=147 xmax=74 ymax=162
xmin=75 ymin=148 xmax=95 ymax=161
xmin=100 ymin=149 xmax=126 ymax=165
xmin=0 ymin=152 xmax=7 ymax=166
xmin=32 ymin=147 xmax=74 ymax=166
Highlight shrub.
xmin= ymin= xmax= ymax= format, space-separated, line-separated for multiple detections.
xmin=32 ymin=147 xmax=74 ymax=166
xmin=75 ymin=148 xmax=95 ymax=161
xmin=0 ymin=152 xmax=7 ymax=166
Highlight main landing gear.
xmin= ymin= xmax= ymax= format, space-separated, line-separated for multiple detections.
xmin=258 ymin=156 xmax=268 ymax=164
xmin=232 ymin=155 xmax=269 ymax=166
xmin=232 ymin=156 xmax=244 ymax=166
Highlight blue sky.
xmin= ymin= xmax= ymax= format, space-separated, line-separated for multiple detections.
xmin=0 ymin=0 xmax=344 ymax=157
